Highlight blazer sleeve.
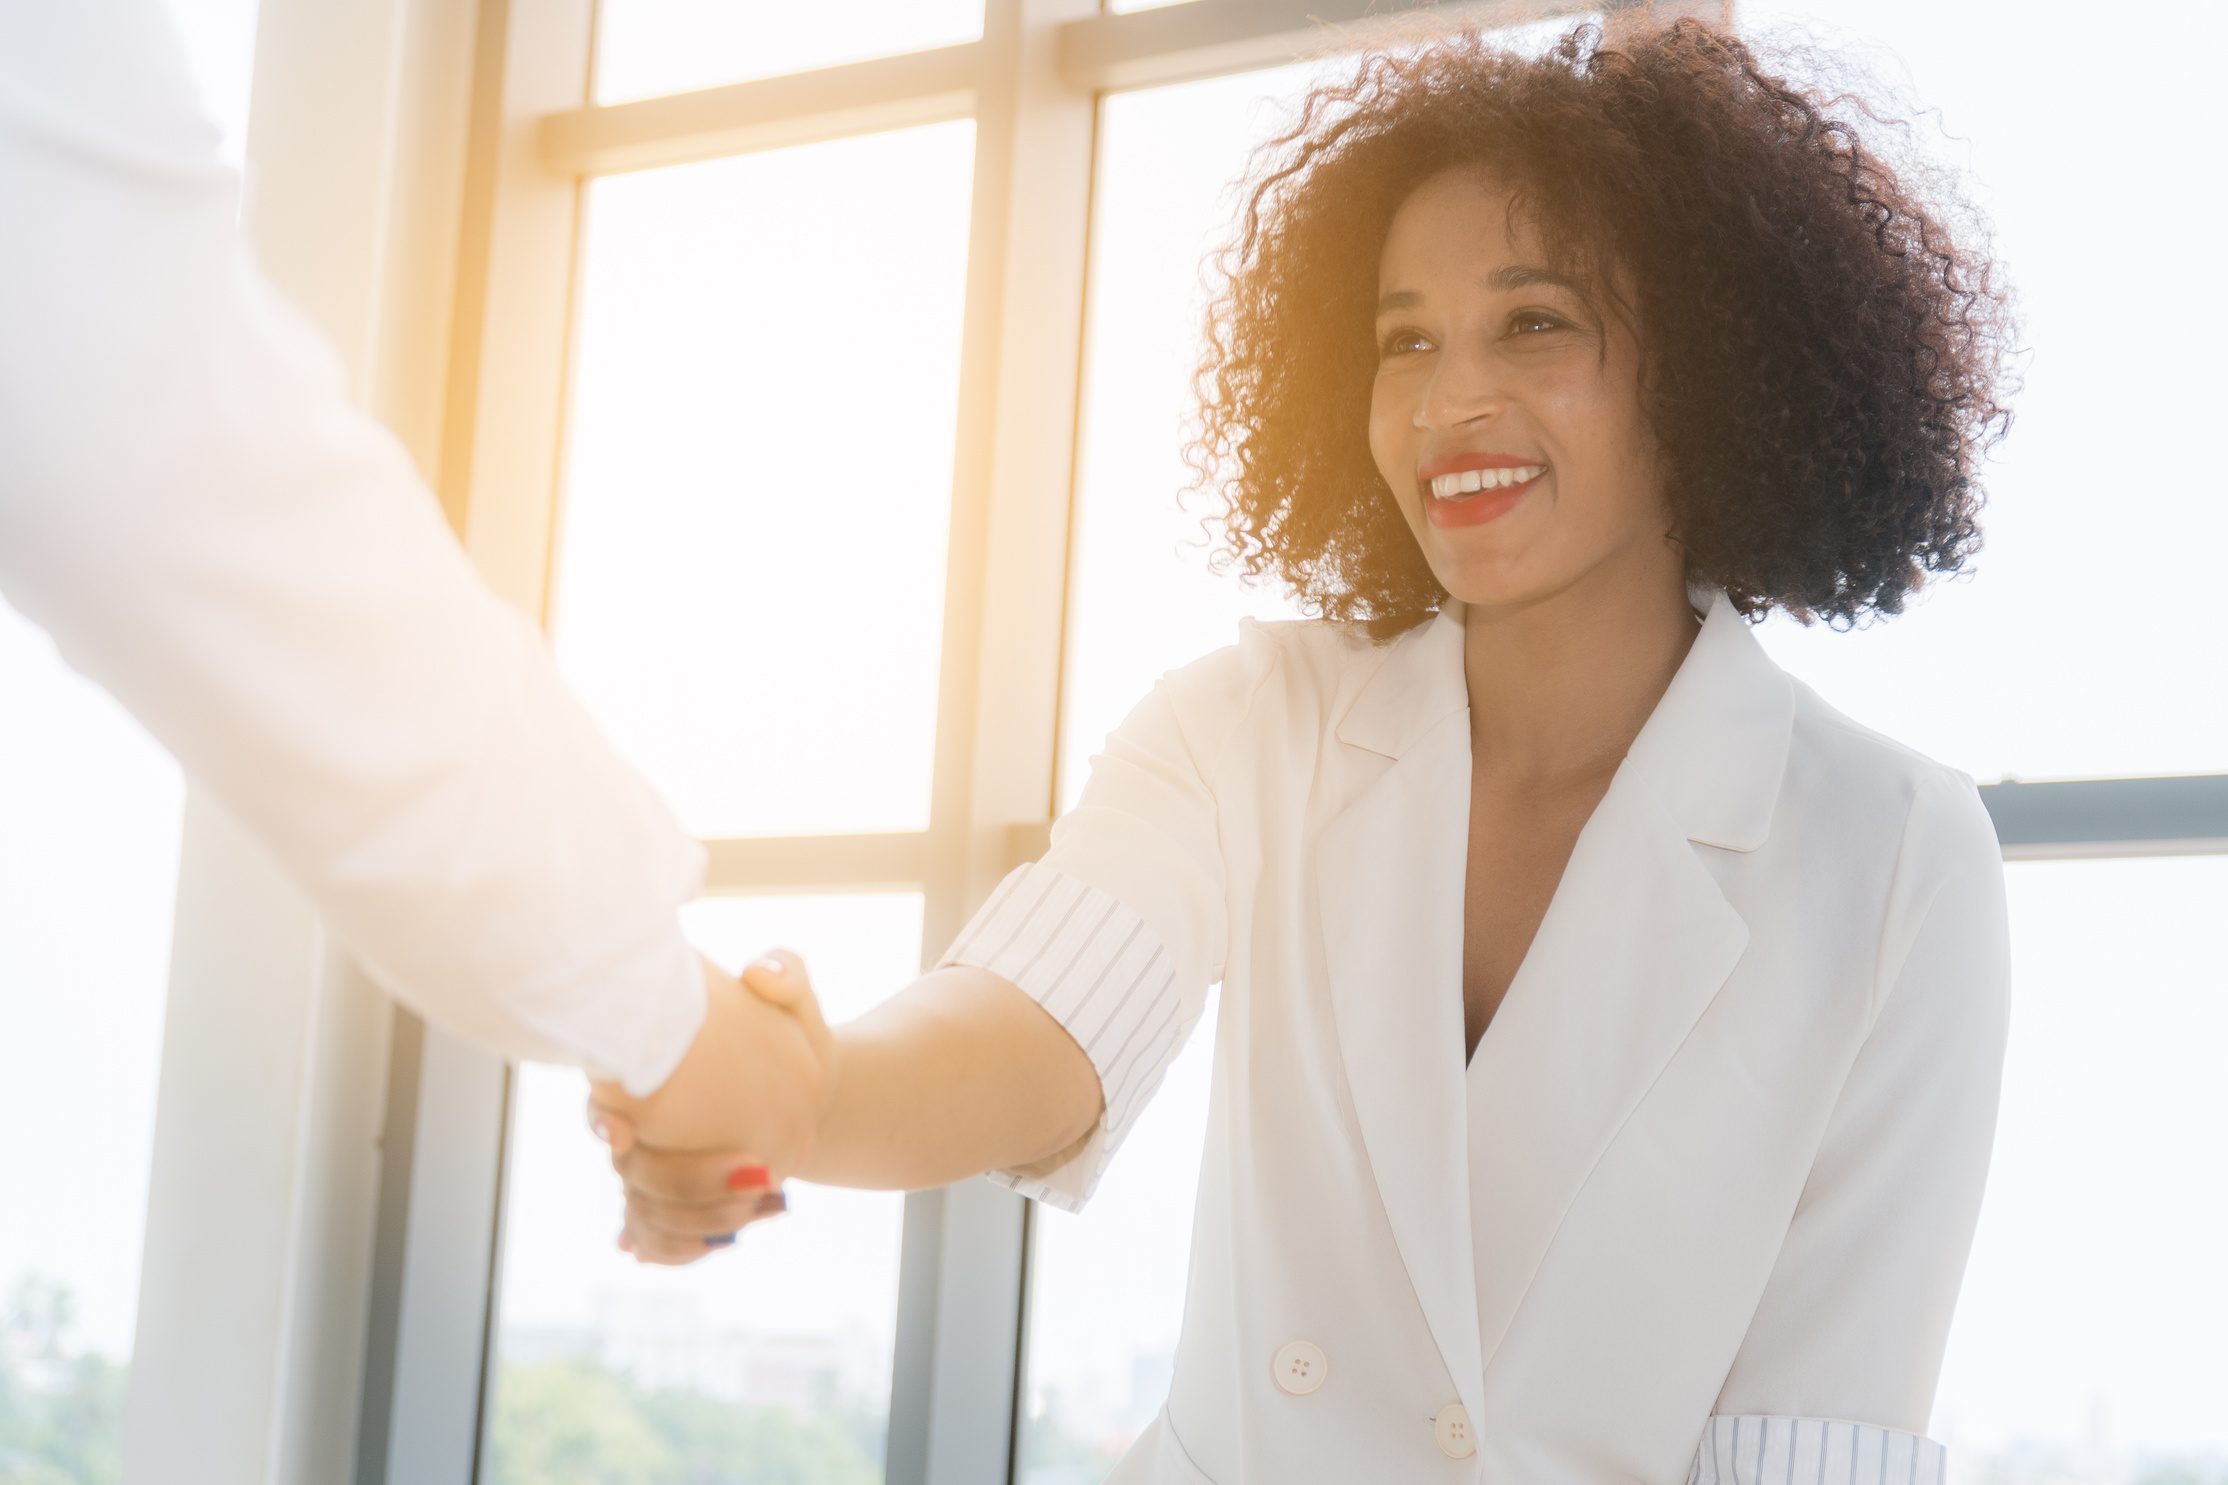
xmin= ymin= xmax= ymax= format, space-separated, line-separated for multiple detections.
xmin=0 ymin=0 xmax=708 ymax=1095
xmin=940 ymin=635 xmax=1266 ymax=1211
xmin=1712 ymin=768 xmax=2012 ymax=1437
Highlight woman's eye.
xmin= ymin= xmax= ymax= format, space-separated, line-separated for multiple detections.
xmin=1378 ymin=329 xmax=1431 ymax=359
xmin=1507 ymin=309 xmax=1568 ymax=337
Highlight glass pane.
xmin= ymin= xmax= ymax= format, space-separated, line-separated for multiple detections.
xmin=1936 ymin=857 xmax=2228 ymax=1479
xmin=1021 ymin=990 xmax=1216 ymax=1483
xmin=553 ymin=121 xmax=975 ymax=838
xmin=1057 ymin=69 xmax=1317 ymax=813
xmin=0 ymin=608 xmax=184 ymax=1482
xmin=489 ymin=893 xmax=923 ymax=1485
xmin=595 ymin=0 xmax=984 ymax=105
xmin=1732 ymin=0 xmax=2228 ymax=782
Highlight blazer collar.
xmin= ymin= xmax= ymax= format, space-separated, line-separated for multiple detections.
xmin=1333 ymin=589 xmax=1792 ymax=851
xmin=1332 ymin=603 xmax=1469 ymax=761
xmin=1623 ymin=591 xmax=1794 ymax=852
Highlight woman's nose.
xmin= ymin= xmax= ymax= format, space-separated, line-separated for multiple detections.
xmin=1412 ymin=351 xmax=1506 ymax=431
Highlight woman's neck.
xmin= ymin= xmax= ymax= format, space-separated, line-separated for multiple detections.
xmin=1460 ymin=543 xmax=1699 ymax=784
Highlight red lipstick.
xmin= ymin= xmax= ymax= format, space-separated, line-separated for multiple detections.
xmin=1416 ymin=452 xmax=1548 ymax=530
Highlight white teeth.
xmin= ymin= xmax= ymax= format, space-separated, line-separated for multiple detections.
xmin=1429 ymin=464 xmax=1546 ymax=499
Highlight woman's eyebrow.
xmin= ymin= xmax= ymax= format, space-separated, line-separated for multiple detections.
xmin=1486 ymin=263 xmax=1581 ymax=292
xmin=1377 ymin=265 xmax=1581 ymax=315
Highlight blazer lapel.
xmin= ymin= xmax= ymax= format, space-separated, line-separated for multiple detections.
xmin=1318 ymin=609 xmax=1486 ymax=1422
xmin=1463 ymin=766 xmax=1751 ymax=1370
xmin=1466 ymin=593 xmax=1793 ymax=1372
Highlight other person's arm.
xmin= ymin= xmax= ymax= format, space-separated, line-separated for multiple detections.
xmin=0 ymin=0 xmax=705 ymax=1096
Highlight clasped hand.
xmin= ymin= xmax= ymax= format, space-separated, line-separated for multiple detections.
xmin=586 ymin=951 xmax=830 ymax=1266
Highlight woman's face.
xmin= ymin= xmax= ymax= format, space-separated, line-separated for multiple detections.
xmin=1369 ymin=169 xmax=1674 ymax=612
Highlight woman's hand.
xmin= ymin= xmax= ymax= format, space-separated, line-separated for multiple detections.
xmin=587 ymin=951 xmax=833 ymax=1265
xmin=595 ymin=958 xmax=1104 ymax=1265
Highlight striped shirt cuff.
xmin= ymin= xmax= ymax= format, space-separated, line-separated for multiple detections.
xmin=1689 ymin=1416 xmax=1945 ymax=1485
xmin=939 ymin=864 xmax=1189 ymax=1213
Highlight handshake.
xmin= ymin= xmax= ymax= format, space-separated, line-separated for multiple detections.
xmin=586 ymin=952 xmax=835 ymax=1265
xmin=584 ymin=950 xmax=1104 ymax=1265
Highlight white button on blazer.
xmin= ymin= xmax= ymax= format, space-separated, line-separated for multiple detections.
xmin=946 ymin=594 xmax=2009 ymax=1484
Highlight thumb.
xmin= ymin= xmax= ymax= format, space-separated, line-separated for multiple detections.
xmin=740 ymin=949 xmax=831 ymax=1050
xmin=586 ymin=1098 xmax=638 ymax=1156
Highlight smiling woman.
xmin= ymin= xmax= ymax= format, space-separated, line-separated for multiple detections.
xmin=1195 ymin=21 xmax=2012 ymax=640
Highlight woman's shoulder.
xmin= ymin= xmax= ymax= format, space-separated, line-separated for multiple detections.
xmin=1146 ymin=614 xmax=1392 ymax=770
xmin=1161 ymin=613 xmax=1382 ymax=703
xmin=1780 ymin=679 xmax=2000 ymax=873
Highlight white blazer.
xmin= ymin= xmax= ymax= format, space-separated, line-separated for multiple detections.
xmin=945 ymin=594 xmax=2010 ymax=1484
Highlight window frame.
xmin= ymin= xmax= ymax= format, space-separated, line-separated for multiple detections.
xmin=114 ymin=3 xmax=2228 ymax=1484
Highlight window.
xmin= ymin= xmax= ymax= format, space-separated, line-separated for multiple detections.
xmin=1940 ymin=858 xmax=2228 ymax=1476
xmin=0 ymin=607 xmax=183 ymax=1478
xmin=488 ymin=62 xmax=985 ymax=1485
xmin=549 ymin=120 xmax=976 ymax=838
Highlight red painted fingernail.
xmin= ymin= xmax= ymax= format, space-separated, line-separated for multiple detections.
xmin=726 ymin=1165 xmax=771 ymax=1190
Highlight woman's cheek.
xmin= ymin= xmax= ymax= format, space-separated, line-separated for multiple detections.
xmin=1366 ymin=391 xmax=1411 ymax=503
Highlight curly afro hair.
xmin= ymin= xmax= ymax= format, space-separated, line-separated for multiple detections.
xmin=1190 ymin=12 xmax=2015 ymax=638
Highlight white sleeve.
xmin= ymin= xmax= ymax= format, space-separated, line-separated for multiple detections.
xmin=1687 ymin=1417 xmax=1946 ymax=1485
xmin=940 ymin=640 xmax=1258 ymax=1210
xmin=0 ymin=0 xmax=706 ymax=1095
xmin=941 ymin=864 xmax=1186 ymax=1212
xmin=1714 ymin=771 xmax=2012 ymax=1434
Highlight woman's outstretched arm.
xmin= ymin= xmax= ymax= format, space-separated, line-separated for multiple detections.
xmin=591 ymin=953 xmax=1102 ymax=1265
xmin=800 ymin=961 xmax=1104 ymax=1189
xmin=595 ymin=639 xmax=1259 ymax=1263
